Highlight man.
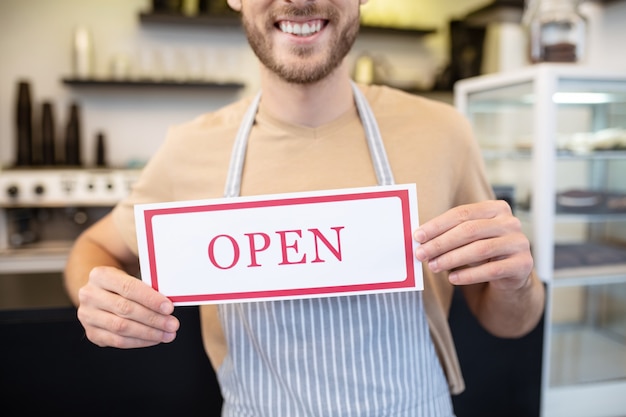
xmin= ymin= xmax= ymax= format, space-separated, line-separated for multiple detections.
xmin=64 ymin=0 xmax=545 ymax=416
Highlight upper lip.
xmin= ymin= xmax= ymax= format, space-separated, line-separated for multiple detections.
xmin=275 ymin=16 xmax=326 ymax=24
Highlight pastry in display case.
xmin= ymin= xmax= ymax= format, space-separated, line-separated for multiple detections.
xmin=455 ymin=64 xmax=626 ymax=417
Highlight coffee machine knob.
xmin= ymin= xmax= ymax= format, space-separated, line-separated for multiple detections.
xmin=7 ymin=185 xmax=19 ymax=198
xmin=34 ymin=184 xmax=45 ymax=195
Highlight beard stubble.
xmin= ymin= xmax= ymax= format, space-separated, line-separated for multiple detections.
xmin=242 ymin=3 xmax=360 ymax=84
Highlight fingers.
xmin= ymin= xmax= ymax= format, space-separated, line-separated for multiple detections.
xmin=414 ymin=200 xmax=511 ymax=245
xmin=414 ymin=200 xmax=533 ymax=287
xmin=77 ymin=266 xmax=180 ymax=348
xmin=89 ymin=266 xmax=174 ymax=315
xmin=77 ymin=307 xmax=177 ymax=349
xmin=415 ymin=202 xmax=516 ymax=263
xmin=446 ymin=246 xmax=533 ymax=288
xmin=416 ymin=215 xmax=524 ymax=268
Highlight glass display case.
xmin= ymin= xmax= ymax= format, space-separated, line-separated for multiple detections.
xmin=455 ymin=64 xmax=626 ymax=417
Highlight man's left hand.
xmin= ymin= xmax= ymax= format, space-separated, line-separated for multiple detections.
xmin=413 ymin=200 xmax=534 ymax=291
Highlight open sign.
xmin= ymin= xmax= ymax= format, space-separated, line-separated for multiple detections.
xmin=135 ymin=184 xmax=422 ymax=305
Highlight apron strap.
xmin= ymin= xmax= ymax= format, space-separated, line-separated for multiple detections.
xmin=350 ymin=82 xmax=395 ymax=187
xmin=224 ymin=91 xmax=262 ymax=199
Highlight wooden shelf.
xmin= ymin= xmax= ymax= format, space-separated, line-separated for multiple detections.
xmin=463 ymin=0 xmax=524 ymax=26
xmin=62 ymin=77 xmax=245 ymax=89
xmin=139 ymin=12 xmax=241 ymax=27
xmin=359 ymin=24 xmax=436 ymax=37
xmin=138 ymin=12 xmax=437 ymax=36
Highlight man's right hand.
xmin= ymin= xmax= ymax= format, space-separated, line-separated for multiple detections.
xmin=76 ymin=266 xmax=180 ymax=349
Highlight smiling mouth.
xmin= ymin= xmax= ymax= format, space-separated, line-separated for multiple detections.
xmin=277 ymin=19 xmax=327 ymax=36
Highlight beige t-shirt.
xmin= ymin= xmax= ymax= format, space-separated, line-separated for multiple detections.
xmin=112 ymin=84 xmax=494 ymax=394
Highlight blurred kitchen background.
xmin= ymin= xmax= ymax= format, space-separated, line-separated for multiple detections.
xmin=0 ymin=0 xmax=624 ymax=169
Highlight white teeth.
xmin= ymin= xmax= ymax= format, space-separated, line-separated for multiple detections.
xmin=279 ymin=20 xmax=323 ymax=36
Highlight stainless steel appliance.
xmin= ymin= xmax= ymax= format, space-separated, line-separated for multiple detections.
xmin=0 ymin=168 xmax=140 ymax=309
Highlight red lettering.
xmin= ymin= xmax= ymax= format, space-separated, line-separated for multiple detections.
xmin=207 ymin=234 xmax=240 ymax=270
xmin=310 ymin=227 xmax=344 ymax=263
xmin=244 ymin=232 xmax=271 ymax=267
xmin=207 ymin=226 xmax=345 ymax=270
xmin=276 ymin=230 xmax=306 ymax=265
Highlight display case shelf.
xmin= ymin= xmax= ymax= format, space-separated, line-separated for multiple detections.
xmin=552 ymin=270 xmax=626 ymax=287
xmin=483 ymin=149 xmax=626 ymax=161
xmin=554 ymin=212 xmax=626 ymax=222
xmin=517 ymin=210 xmax=626 ymax=222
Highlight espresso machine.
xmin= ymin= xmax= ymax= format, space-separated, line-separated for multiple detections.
xmin=0 ymin=167 xmax=140 ymax=309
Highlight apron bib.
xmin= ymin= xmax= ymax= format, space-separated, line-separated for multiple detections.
xmin=216 ymin=83 xmax=454 ymax=417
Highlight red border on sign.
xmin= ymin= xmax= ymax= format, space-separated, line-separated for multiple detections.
xmin=143 ymin=189 xmax=415 ymax=303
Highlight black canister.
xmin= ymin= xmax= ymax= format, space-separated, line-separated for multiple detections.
xmin=198 ymin=0 xmax=210 ymax=14
xmin=41 ymin=101 xmax=56 ymax=166
xmin=95 ymin=131 xmax=107 ymax=167
xmin=15 ymin=81 xmax=33 ymax=166
xmin=64 ymin=103 xmax=82 ymax=166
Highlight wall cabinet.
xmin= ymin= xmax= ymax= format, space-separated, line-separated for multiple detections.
xmin=455 ymin=64 xmax=626 ymax=417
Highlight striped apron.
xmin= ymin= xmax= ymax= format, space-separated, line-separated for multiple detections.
xmin=217 ymin=83 xmax=455 ymax=417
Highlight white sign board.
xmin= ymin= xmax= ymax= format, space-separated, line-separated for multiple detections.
xmin=135 ymin=184 xmax=422 ymax=305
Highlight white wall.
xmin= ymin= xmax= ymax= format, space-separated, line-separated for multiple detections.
xmin=0 ymin=0 xmax=255 ymax=168
xmin=0 ymin=0 xmax=624 ymax=168
xmin=581 ymin=0 xmax=626 ymax=69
